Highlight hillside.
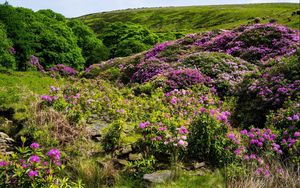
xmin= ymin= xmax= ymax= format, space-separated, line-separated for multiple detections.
xmin=1 ymin=23 xmax=299 ymax=187
xmin=78 ymin=3 xmax=300 ymax=36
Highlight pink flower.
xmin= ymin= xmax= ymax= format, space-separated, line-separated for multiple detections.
xmin=200 ymin=107 xmax=206 ymax=113
xmin=48 ymin=148 xmax=60 ymax=160
xmin=227 ymin=133 xmax=235 ymax=140
xmin=139 ymin=121 xmax=150 ymax=129
xmin=28 ymin=170 xmax=38 ymax=178
xmin=29 ymin=155 xmax=40 ymax=163
xmin=170 ymin=96 xmax=177 ymax=105
xmin=178 ymin=126 xmax=189 ymax=134
xmin=30 ymin=142 xmax=40 ymax=149
xmin=294 ymin=132 xmax=300 ymax=137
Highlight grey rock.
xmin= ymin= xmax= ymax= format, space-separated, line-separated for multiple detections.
xmin=129 ymin=153 xmax=142 ymax=161
xmin=143 ymin=170 xmax=172 ymax=183
xmin=116 ymin=145 xmax=132 ymax=156
xmin=193 ymin=162 xmax=205 ymax=169
xmin=0 ymin=132 xmax=14 ymax=155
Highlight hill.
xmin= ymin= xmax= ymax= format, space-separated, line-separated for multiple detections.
xmin=78 ymin=3 xmax=300 ymax=36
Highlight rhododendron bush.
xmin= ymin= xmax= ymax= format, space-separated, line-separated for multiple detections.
xmin=0 ymin=138 xmax=81 ymax=187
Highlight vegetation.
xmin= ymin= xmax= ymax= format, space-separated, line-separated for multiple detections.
xmin=78 ymin=3 xmax=300 ymax=37
xmin=1 ymin=3 xmax=300 ymax=188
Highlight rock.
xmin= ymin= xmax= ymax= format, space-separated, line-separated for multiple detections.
xmin=193 ymin=162 xmax=205 ymax=169
xmin=116 ymin=159 xmax=129 ymax=166
xmin=0 ymin=132 xmax=14 ymax=155
xmin=86 ymin=121 xmax=110 ymax=141
xmin=115 ymin=145 xmax=132 ymax=156
xmin=129 ymin=153 xmax=142 ymax=161
xmin=143 ymin=170 xmax=172 ymax=183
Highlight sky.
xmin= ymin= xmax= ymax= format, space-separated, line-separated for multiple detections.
xmin=1 ymin=0 xmax=299 ymax=18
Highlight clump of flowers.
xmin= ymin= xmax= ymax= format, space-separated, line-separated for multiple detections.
xmin=196 ymin=24 xmax=300 ymax=63
xmin=41 ymin=86 xmax=60 ymax=103
xmin=164 ymin=69 xmax=208 ymax=90
xmin=28 ymin=55 xmax=45 ymax=72
xmin=145 ymin=41 xmax=174 ymax=59
xmin=0 ymin=137 xmax=79 ymax=187
xmin=49 ymin=64 xmax=78 ymax=76
xmin=131 ymin=59 xmax=173 ymax=83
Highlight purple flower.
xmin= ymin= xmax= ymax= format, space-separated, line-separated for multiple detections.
xmin=28 ymin=170 xmax=38 ymax=178
xmin=227 ymin=133 xmax=235 ymax=140
xmin=294 ymin=132 xmax=300 ymax=137
xmin=0 ymin=160 xmax=9 ymax=167
xmin=48 ymin=148 xmax=61 ymax=160
xmin=178 ymin=126 xmax=189 ymax=134
xmin=29 ymin=155 xmax=40 ymax=163
xmin=170 ymin=96 xmax=178 ymax=105
xmin=139 ymin=121 xmax=150 ymax=129
xmin=30 ymin=142 xmax=40 ymax=149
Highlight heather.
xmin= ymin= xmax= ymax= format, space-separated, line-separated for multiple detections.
xmin=1 ymin=6 xmax=300 ymax=188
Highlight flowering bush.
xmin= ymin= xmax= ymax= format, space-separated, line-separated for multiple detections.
xmin=49 ymin=64 xmax=78 ymax=77
xmin=28 ymin=55 xmax=45 ymax=73
xmin=164 ymin=69 xmax=208 ymax=90
xmin=196 ymin=24 xmax=300 ymax=63
xmin=131 ymin=59 xmax=173 ymax=83
xmin=188 ymin=108 xmax=234 ymax=166
xmin=0 ymin=138 xmax=82 ymax=187
xmin=234 ymin=55 xmax=300 ymax=127
xmin=182 ymin=52 xmax=257 ymax=95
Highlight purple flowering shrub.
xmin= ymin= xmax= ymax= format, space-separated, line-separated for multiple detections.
xmin=234 ymin=55 xmax=300 ymax=127
xmin=197 ymin=24 xmax=300 ymax=63
xmin=130 ymin=58 xmax=174 ymax=83
xmin=187 ymin=108 xmax=234 ymax=166
xmin=266 ymin=99 xmax=300 ymax=164
xmin=182 ymin=52 xmax=257 ymax=95
xmin=28 ymin=55 xmax=45 ymax=73
xmin=49 ymin=64 xmax=78 ymax=77
xmin=164 ymin=69 xmax=208 ymax=90
xmin=0 ymin=138 xmax=79 ymax=187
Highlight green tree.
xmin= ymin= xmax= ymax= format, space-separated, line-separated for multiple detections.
xmin=68 ymin=20 xmax=109 ymax=66
xmin=101 ymin=22 xmax=159 ymax=58
xmin=0 ymin=23 xmax=15 ymax=69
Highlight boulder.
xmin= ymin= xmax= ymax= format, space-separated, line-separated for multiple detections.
xmin=0 ymin=132 xmax=14 ymax=155
xmin=129 ymin=153 xmax=142 ymax=161
xmin=143 ymin=170 xmax=172 ymax=183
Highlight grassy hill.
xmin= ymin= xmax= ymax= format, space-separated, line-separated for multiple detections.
xmin=78 ymin=3 xmax=300 ymax=36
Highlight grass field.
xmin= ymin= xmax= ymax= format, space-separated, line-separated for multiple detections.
xmin=78 ymin=3 xmax=300 ymax=36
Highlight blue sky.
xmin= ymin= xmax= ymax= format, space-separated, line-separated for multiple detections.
xmin=1 ymin=0 xmax=298 ymax=18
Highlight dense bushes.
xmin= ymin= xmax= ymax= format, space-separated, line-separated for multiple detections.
xmin=101 ymin=22 xmax=159 ymax=58
xmin=0 ymin=4 xmax=108 ymax=70
xmin=0 ymin=24 xmax=15 ymax=69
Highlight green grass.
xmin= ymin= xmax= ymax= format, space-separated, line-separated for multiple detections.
xmin=78 ymin=3 xmax=300 ymax=37
xmin=0 ymin=70 xmax=62 ymax=120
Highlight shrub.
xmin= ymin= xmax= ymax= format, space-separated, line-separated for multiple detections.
xmin=188 ymin=110 xmax=234 ymax=167
xmin=0 ymin=138 xmax=82 ymax=187
xmin=197 ymin=24 xmax=300 ymax=63
xmin=164 ymin=69 xmax=208 ymax=90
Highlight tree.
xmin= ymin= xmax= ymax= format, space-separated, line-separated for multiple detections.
xmin=0 ymin=24 xmax=15 ymax=69
xmin=68 ymin=20 xmax=109 ymax=66
xmin=101 ymin=22 xmax=159 ymax=58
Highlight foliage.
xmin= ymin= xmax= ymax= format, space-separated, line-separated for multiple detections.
xmin=0 ymin=24 xmax=15 ymax=69
xmin=67 ymin=20 xmax=109 ymax=66
xmin=101 ymin=22 xmax=159 ymax=58
xmin=0 ymin=138 xmax=83 ymax=187
xmin=79 ymin=3 xmax=300 ymax=39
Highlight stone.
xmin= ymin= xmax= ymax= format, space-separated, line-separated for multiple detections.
xmin=143 ymin=170 xmax=172 ymax=183
xmin=193 ymin=162 xmax=205 ymax=169
xmin=0 ymin=132 xmax=14 ymax=155
xmin=129 ymin=153 xmax=142 ymax=161
xmin=115 ymin=145 xmax=132 ymax=156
